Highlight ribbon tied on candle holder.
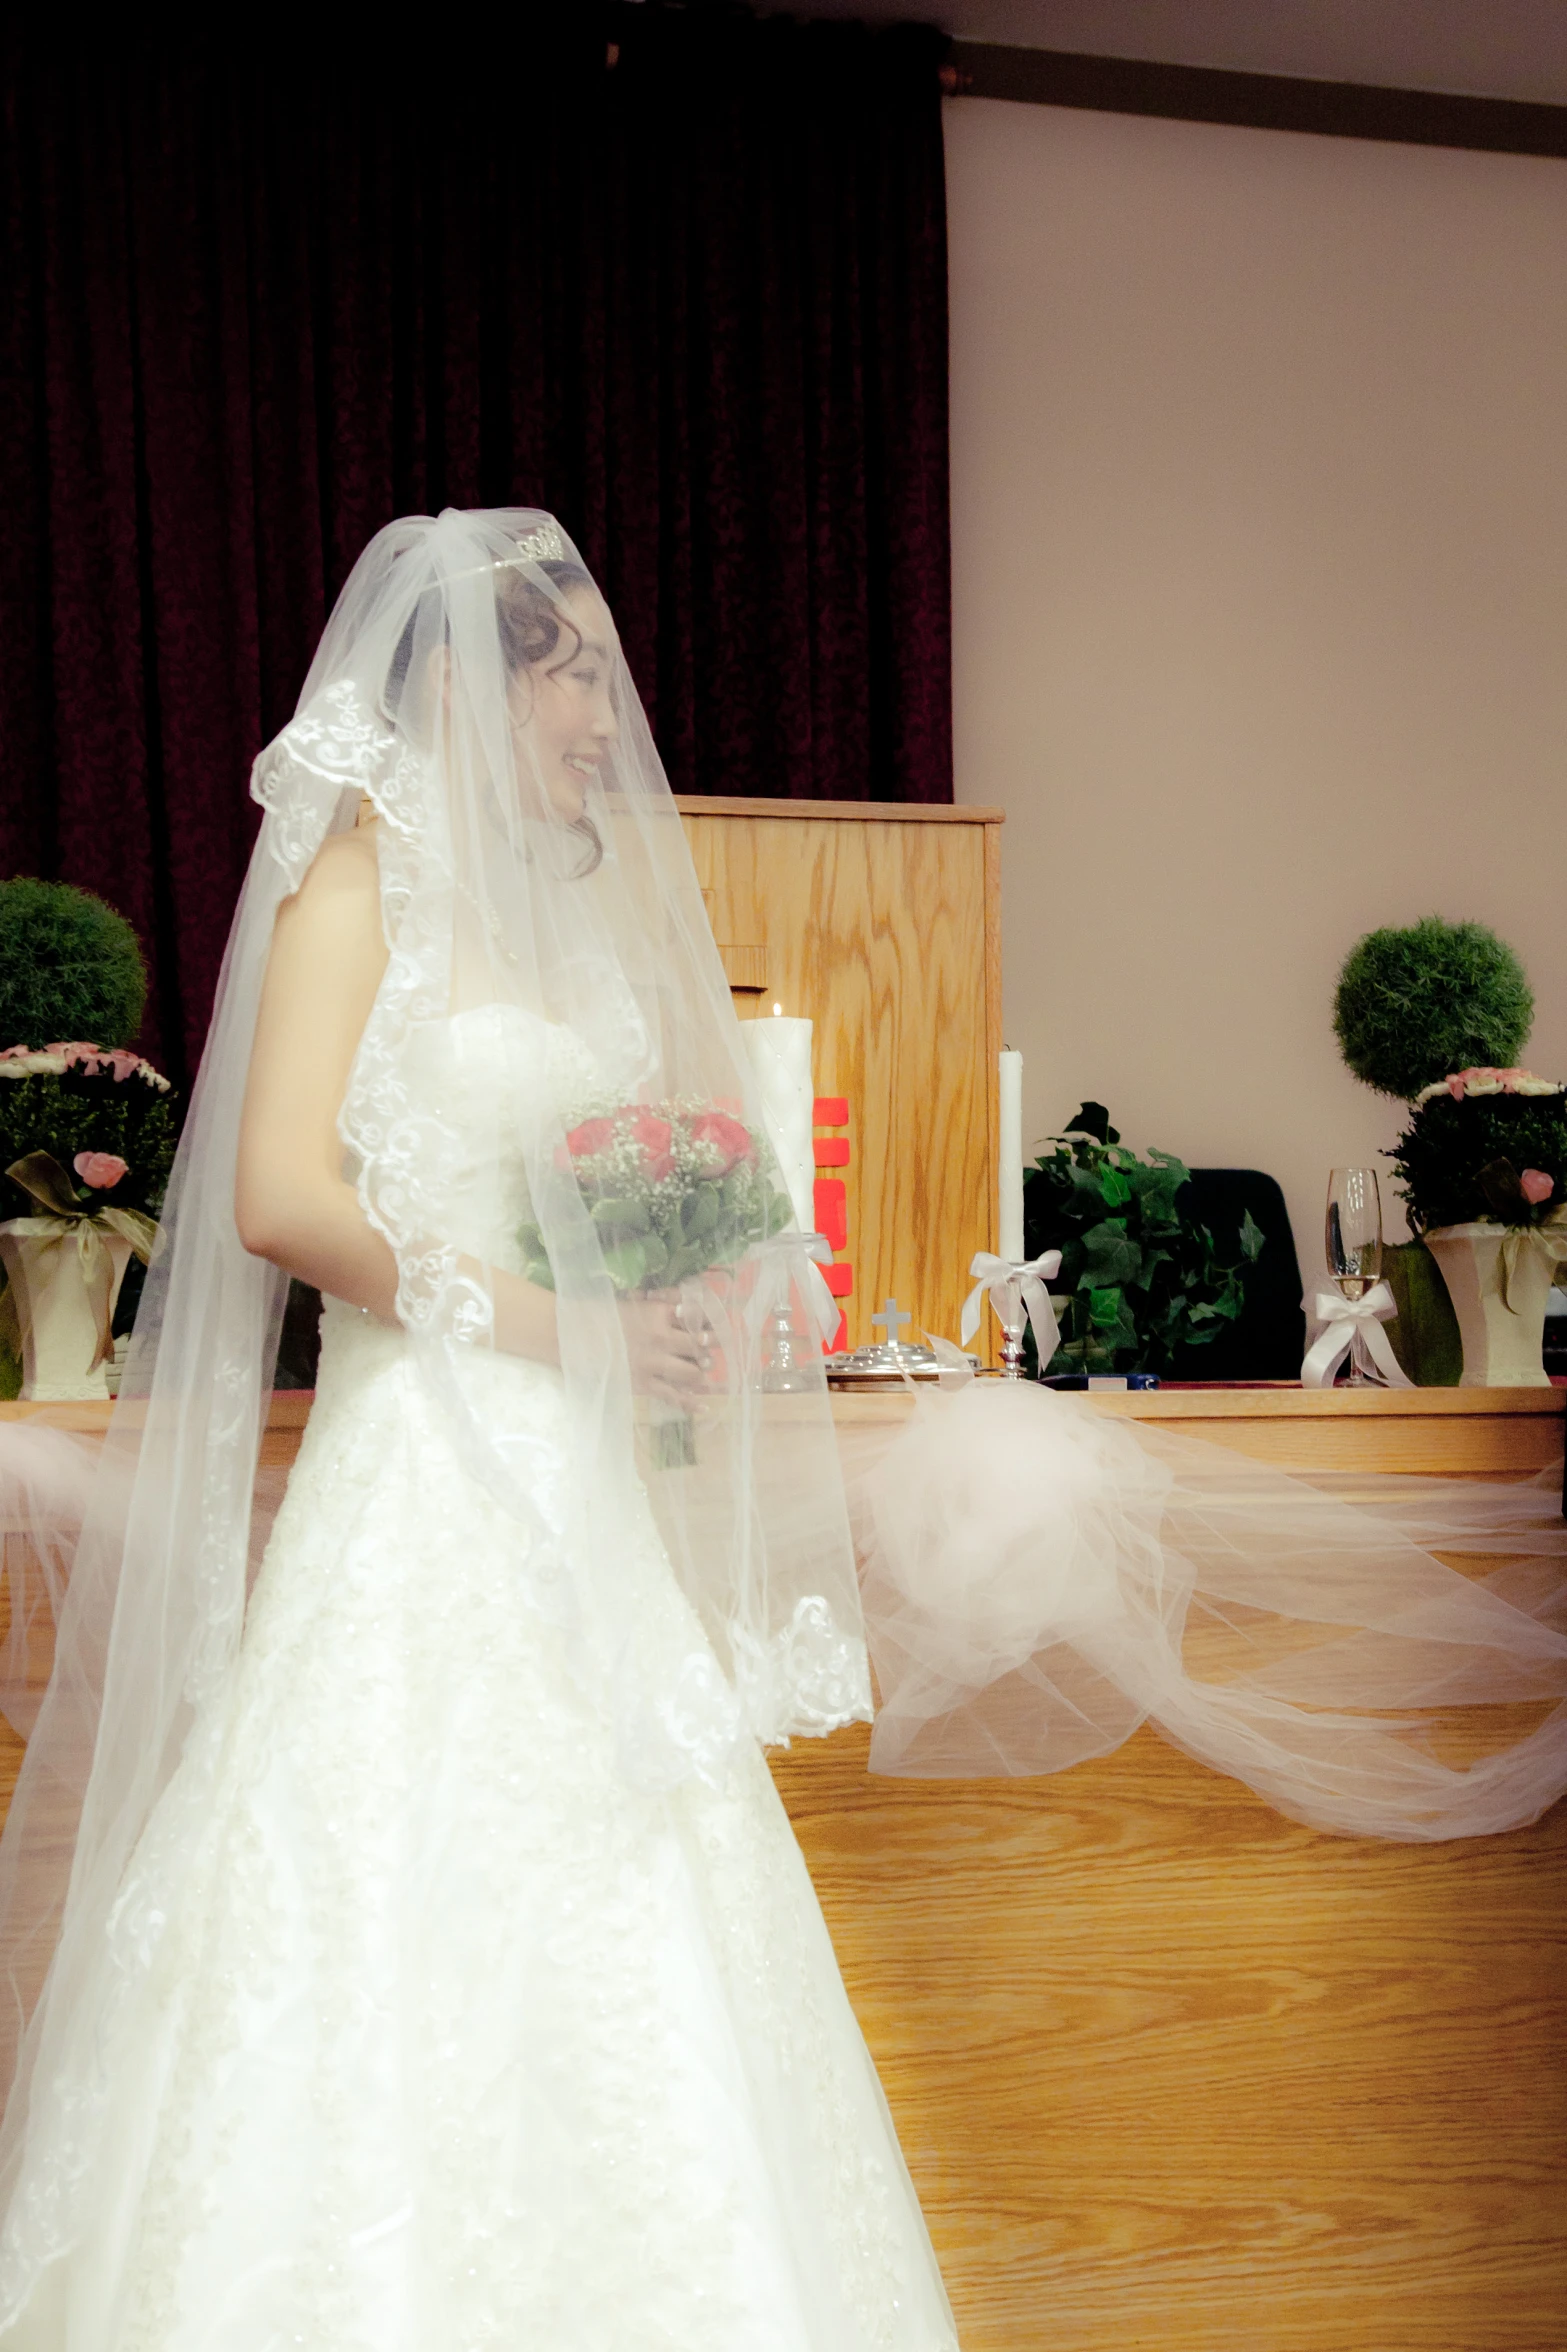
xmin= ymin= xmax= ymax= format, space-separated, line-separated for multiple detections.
xmin=961 ymin=1249 xmax=1064 ymax=1374
xmin=1300 ymin=1279 xmax=1413 ymax=1390
xmin=743 ymin=1230 xmax=842 ymax=1357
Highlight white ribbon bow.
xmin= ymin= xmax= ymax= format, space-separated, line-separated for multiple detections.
xmin=960 ymin=1249 xmax=1064 ymax=1364
xmin=1300 ymin=1280 xmax=1413 ymax=1389
xmin=742 ymin=1232 xmax=842 ymax=1351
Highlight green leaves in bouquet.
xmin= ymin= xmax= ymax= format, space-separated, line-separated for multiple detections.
xmin=1022 ymin=1105 xmax=1263 ymax=1376
xmin=517 ymin=1140 xmax=795 ymax=1299
xmin=682 ymin=1181 xmax=721 ymax=1244
xmin=517 ymin=1220 xmax=555 ymax=1290
xmin=590 ymin=1196 xmax=651 ymax=1233
xmin=603 ymin=1236 xmax=664 ymax=1289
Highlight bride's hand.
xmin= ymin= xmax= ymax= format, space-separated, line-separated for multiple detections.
xmin=618 ymin=1292 xmax=711 ymax=1405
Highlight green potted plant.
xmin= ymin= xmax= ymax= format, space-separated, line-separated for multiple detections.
xmin=0 ymin=881 xmax=178 ymax=1399
xmin=1021 ymin=1103 xmax=1263 ymax=1377
xmin=1333 ymin=916 xmax=1558 ymax=1385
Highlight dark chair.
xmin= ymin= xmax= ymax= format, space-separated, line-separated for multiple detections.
xmin=274 ymin=1280 xmax=324 ymax=1390
xmin=1166 ymin=1169 xmax=1304 ymax=1382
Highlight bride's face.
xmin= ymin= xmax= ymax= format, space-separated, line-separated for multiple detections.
xmin=510 ymin=588 xmax=620 ymax=825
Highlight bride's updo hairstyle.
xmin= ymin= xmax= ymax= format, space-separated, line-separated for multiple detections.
xmin=384 ymin=550 xmax=605 ymax=874
xmin=496 ymin=556 xmax=605 ymax=875
xmin=495 ymin=555 xmax=595 ymax=669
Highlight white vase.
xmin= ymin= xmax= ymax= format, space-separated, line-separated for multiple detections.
xmin=0 ymin=1229 xmax=135 ymax=1401
xmin=1423 ymin=1222 xmax=1557 ymax=1388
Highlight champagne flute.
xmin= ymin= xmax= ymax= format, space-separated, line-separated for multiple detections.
xmin=1325 ymin=1166 xmax=1383 ymax=1385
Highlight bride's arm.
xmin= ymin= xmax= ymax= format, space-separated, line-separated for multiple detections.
xmin=234 ymin=830 xmax=702 ymax=1398
xmin=234 ymin=828 xmax=563 ymax=1361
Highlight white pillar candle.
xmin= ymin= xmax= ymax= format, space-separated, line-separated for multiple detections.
xmin=744 ymin=1005 xmax=817 ymax=1235
xmin=998 ymin=1049 xmax=1024 ymax=1264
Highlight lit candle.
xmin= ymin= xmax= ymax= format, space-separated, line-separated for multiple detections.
xmin=743 ymin=1004 xmax=817 ymax=1235
xmin=999 ymin=1049 xmax=1024 ymax=1263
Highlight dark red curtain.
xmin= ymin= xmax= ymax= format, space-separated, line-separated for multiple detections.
xmin=0 ymin=14 xmax=950 ymax=1082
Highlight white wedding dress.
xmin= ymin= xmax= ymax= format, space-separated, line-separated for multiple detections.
xmin=0 ymin=1010 xmax=958 ymax=2351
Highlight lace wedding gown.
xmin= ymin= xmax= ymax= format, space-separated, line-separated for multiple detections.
xmin=0 ymin=1009 xmax=958 ymax=2351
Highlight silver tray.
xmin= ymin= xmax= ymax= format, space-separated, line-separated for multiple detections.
xmin=824 ymin=1354 xmax=980 ymax=1388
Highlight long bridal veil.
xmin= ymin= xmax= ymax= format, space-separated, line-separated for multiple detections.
xmin=0 ymin=511 xmax=868 ymax=2291
xmin=851 ymin=1378 xmax=1567 ymax=1839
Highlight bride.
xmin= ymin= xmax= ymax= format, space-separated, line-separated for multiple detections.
xmin=0 ymin=510 xmax=961 ymax=2347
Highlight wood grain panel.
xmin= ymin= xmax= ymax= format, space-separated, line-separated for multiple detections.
xmin=680 ymin=806 xmax=1002 ymax=1353
xmin=769 ymin=1718 xmax=1567 ymax=2352
xmin=675 ymin=797 xmax=1006 ymax=825
xmin=833 ymin=1383 xmax=1567 ymax=1476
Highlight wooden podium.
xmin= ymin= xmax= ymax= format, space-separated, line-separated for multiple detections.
xmin=676 ymin=796 xmax=1003 ymax=1356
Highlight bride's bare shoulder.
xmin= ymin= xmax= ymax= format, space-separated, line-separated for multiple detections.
xmin=268 ymin=824 xmax=385 ymax=990
xmin=297 ymin=820 xmax=379 ymax=898
xmin=280 ymin=823 xmax=382 ymax=933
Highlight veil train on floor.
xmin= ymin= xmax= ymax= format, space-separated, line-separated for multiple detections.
xmin=845 ymin=1377 xmax=1567 ymax=1841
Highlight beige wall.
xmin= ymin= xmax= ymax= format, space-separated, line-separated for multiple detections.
xmin=947 ymin=98 xmax=1567 ymax=1283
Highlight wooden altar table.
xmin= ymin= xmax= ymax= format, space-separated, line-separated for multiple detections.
xmin=831 ymin=1376 xmax=1567 ymax=1476
xmin=0 ymin=1384 xmax=1561 ymax=2352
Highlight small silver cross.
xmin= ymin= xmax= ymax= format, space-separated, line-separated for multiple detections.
xmin=872 ymin=1298 xmax=912 ymax=1344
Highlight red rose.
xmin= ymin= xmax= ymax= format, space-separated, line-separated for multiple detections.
xmin=625 ymin=1108 xmax=674 ymax=1182
xmin=688 ymin=1110 xmax=755 ymax=1176
xmin=565 ymin=1116 xmax=617 ymax=1160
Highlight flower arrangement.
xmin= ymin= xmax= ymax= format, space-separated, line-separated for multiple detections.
xmin=0 ymin=1045 xmax=178 ymax=1396
xmin=0 ymin=1045 xmax=178 ymax=1224
xmin=1414 ymin=1067 xmax=1561 ymax=1105
xmin=1391 ymin=1069 xmax=1567 ymax=1234
xmin=1333 ymin=920 xmax=1551 ymax=1382
xmin=519 ymin=1099 xmax=791 ymax=1463
xmin=1022 ymin=1103 xmax=1264 ymax=1377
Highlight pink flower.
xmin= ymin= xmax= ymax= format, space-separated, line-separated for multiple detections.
xmin=565 ymin=1116 xmax=617 ymax=1161
xmin=73 ymin=1151 xmax=127 ymax=1190
xmin=46 ymin=1042 xmax=103 ymax=1068
xmin=1520 ymin=1168 xmax=1555 ymax=1206
xmin=99 ymin=1049 xmax=144 ymax=1082
xmin=0 ymin=1045 xmax=33 ymax=1060
xmin=1445 ymin=1066 xmax=1519 ymax=1098
xmin=688 ymin=1110 xmax=755 ymax=1175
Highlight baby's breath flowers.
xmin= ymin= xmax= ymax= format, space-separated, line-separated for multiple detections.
xmin=519 ymin=1097 xmax=791 ymax=1294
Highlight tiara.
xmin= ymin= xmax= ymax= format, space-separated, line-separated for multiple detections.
xmin=443 ymin=519 xmax=572 ymax=590
xmin=500 ymin=522 xmax=569 ymax=568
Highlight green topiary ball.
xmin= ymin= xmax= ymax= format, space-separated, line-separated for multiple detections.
xmin=1333 ymin=917 xmax=1532 ymax=1100
xmin=0 ymin=878 xmax=148 ymax=1050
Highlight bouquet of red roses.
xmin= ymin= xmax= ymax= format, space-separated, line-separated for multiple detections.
xmin=520 ymin=1099 xmax=792 ymax=1464
xmin=520 ymin=1098 xmax=790 ymax=1296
